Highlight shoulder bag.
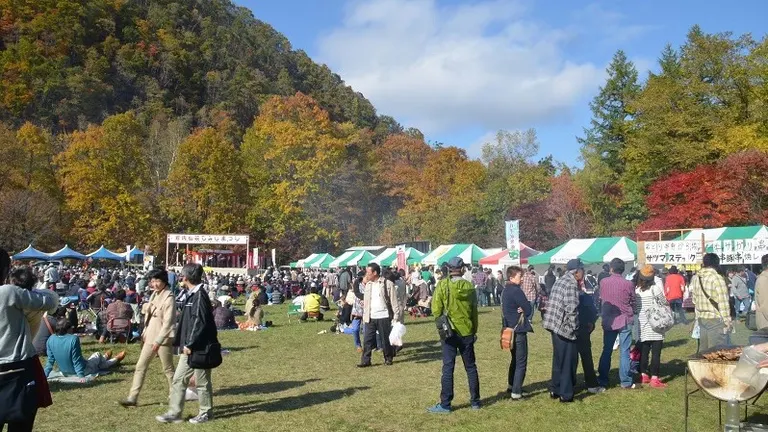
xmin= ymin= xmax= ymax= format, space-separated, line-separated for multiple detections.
xmin=644 ymin=287 xmax=674 ymax=334
xmin=500 ymin=309 xmax=524 ymax=350
xmin=435 ymin=280 xmax=454 ymax=340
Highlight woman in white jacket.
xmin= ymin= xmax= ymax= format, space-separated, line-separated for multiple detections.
xmin=634 ymin=265 xmax=667 ymax=389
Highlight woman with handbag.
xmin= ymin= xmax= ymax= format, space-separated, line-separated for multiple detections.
xmin=119 ymin=268 xmax=176 ymax=407
xmin=501 ymin=266 xmax=533 ymax=400
xmin=634 ymin=265 xmax=668 ymax=389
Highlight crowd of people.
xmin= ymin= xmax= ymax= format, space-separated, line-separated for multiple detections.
xmin=6 ymin=244 xmax=768 ymax=427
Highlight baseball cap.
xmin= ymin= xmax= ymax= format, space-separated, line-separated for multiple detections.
xmin=446 ymin=257 xmax=465 ymax=269
xmin=566 ymin=259 xmax=584 ymax=271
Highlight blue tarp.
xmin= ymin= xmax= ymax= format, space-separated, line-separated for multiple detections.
xmin=87 ymin=245 xmax=126 ymax=262
xmin=47 ymin=245 xmax=86 ymax=260
xmin=11 ymin=245 xmax=50 ymax=261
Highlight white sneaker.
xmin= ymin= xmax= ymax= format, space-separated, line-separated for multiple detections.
xmin=588 ymin=387 xmax=606 ymax=394
xmin=188 ymin=413 xmax=211 ymax=424
xmin=185 ymin=388 xmax=199 ymax=401
xmin=510 ymin=392 xmax=523 ymax=400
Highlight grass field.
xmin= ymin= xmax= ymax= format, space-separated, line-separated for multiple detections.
xmin=34 ymin=303 xmax=766 ymax=432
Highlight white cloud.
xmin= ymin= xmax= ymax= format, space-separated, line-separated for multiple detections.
xmin=318 ymin=0 xmax=605 ymax=135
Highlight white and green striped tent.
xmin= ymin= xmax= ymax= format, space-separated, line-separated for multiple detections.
xmin=308 ymin=253 xmax=335 ymax=269
xmin=372 ymin=247 xmax=426 ymax=267
xmin=679 ymin=225 xmax=768 ymax=242
xmin=331 ymin=250 xmax=376 ymax=268
xmin=420 ymin=244 xmax=488 ymax=266
xmin=528 ymin=237 xmax=637 ymax=265
xmin=328 ymin=251 xmax=357 ymax=268
xmin=296 ymin=253 xmax=319 ymax=269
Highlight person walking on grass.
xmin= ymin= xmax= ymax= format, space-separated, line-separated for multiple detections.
xmin=597 ymin=258 xmax=637 ymax=390
xmin=120 ymin=268 xmax=176 ymax=408
xmin=543 ymin=259 xmax=582 ymax=403
xmin=156 ymin=264 xmax=218 ymax=425
xmin=354 ymin=263 xmax=402 ymax=368
xmin=428 ymin=257 xmax=480 ymax=413
xmin=502 ymin=266 xmax=532 ymax=400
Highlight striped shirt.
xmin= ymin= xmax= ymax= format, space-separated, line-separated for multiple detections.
xmin=635 ymin=284 xmax=665 ymax=342
xmin=690 ymin=267 xmax=731 ymax=326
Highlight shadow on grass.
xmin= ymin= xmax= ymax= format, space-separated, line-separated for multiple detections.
xmin=213 ymin=386 xmax=371 ymax=419
xmin=223 ymin=345 xmax=259 ymax=353
xmin=48 ymin=377 xmax=123 ymax=391
xmin=396 ymin=340 xmax=442 ymax=364
xmin=216 ymin=378 xmax=321 ymax=396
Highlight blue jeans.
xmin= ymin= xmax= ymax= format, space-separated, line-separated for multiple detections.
xmin=476 ymin=288 xmax=487 ymax=307
xmin=440 ymin=334 xmax=480 ymax=409
xmin=598 ymin=322 xmax=633 ymax=388
xmin=343 ymin=317 xmax=362 ymax=348
xmin=669 ymin=299 xmax=688 ymax=324
xmin=736 ymin=297 xmax=752 ymax=317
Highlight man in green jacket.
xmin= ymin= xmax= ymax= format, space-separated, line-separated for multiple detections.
xmin=428 ymin=257 xmax=480 ymax=414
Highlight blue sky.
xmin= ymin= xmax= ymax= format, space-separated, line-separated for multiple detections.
xmin=239 ymin=0 xmax=767 ymax=165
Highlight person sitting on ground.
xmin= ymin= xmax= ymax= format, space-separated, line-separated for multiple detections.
xmin=99 ymin=289 xmax=134 ymax=344
xmin=217 ymin=286 xmax=233 ymax=309
xmin=270 ymin=286 xmax=284 ymax=304
xmin=44 ymin=317 xmax=125 ymax=379
xmin=240 ymin=298 xmax=265 ymax=331
xmin=300 ymin=286 xmax=324 ymax=321
xmin=212 ymin=300 xmax=237 ymax=330
xmin=33 ymin=305 xmax=68 ymax=357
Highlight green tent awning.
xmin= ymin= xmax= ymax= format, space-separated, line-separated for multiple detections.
xmin=373 ymin=247 xmax=426 ymax=267
xmin=307 ymin=253 xmax=335 ymax=269
xmin=680 ymin=226 xmax=768 ymax=241
xmin=421 ymin=244 xmax=487 ymax=266
xmin=528 ymin=237 xmax=637 ymax=265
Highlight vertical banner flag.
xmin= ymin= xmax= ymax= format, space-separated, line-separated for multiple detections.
xmin=506 ymin=220 xmax=521 ymax=262
xmin=271 ymin=248 xmax=277 ymax=267
xmin=396 ymin=245 xmax=407 ymax=271
xmin=253 ymin=248 xmax=259 ymax=269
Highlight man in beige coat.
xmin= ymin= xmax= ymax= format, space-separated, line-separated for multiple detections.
xmin=752 ymin=255 xmax=768 ymax=345
xmin=354 ymin=263 xmax=402 ymax=367
xmin=119 ymin=268 xmax=176 ymax=407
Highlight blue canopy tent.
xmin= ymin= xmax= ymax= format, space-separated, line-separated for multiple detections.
xmin=11 ymin=245 xmax=50 ymax=261
xmin=87 ymin=245 xmax=126 ymax=262
xmin=48 ymin=245 xmax=87 ymax=260
xmin=124 ymin=246 xmax=144 ymax=261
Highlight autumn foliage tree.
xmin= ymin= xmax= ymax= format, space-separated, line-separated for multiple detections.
xmin=241 ymin=93 xmax=351 ymax=256
xmin=56 ymin=112 xmax=154 ymax=249
xmin=637 ymin=151 xmax=768 ymax=238
xmin=162 ymin=121 xmax=246 ymax=235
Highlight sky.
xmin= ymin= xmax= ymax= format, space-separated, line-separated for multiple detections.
xmin=239 ymin=0 xmax=767 ymax=164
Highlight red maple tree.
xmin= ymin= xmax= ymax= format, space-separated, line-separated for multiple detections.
xmin=637 ymin=150 xmax=768 ymax=238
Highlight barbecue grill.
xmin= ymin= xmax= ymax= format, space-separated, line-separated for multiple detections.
xmin=686 ymin=358 xmax=768 ymax=431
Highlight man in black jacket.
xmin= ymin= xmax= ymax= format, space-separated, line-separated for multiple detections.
xmin=156 ymin=264 xmax=218 ymax=425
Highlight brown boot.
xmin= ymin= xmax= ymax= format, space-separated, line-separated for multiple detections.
xmin=104 ymin=350 xmax=113 ymax=360
xmin=114 ymin=351 xmax=126 ymax=364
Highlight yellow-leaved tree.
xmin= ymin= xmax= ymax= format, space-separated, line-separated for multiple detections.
xmin=56 ymin=112 xmax=154 ymax=249
xmin=162 ymin=121 xmax=246 ymax=234
xmin=241 ymin=93 xmax=350 ymax=256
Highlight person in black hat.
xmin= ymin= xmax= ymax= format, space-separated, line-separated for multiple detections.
xmin=427 ymin=257 xmax=480 ymax=414
xmin=542 ymin=259 xmax=583 ymax=402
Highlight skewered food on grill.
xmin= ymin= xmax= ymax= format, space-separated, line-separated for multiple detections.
xmin=702 ymin=347 xmax=743 ymax=362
